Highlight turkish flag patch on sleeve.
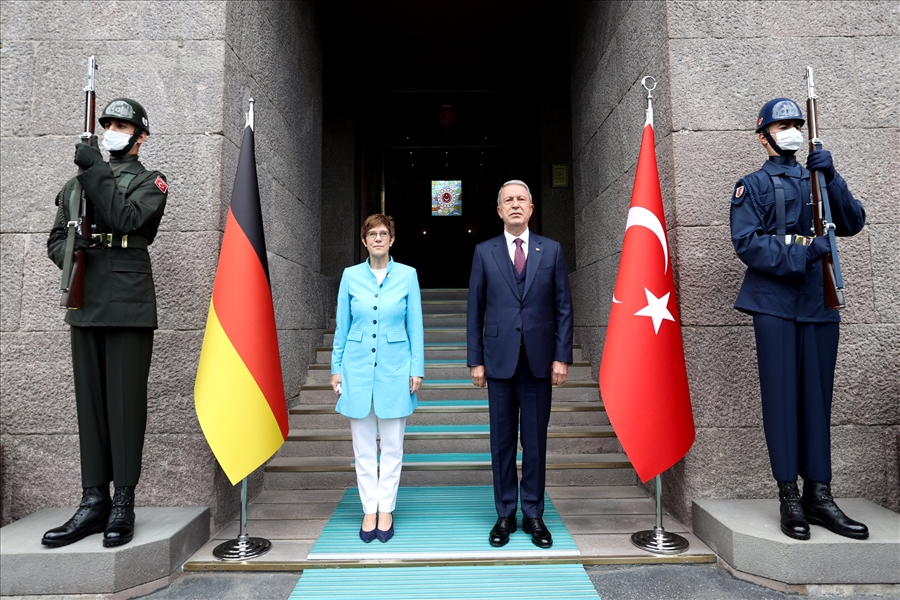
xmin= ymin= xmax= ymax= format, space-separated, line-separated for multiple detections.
xmin=155 ymin=176 xmax=168 ymax=193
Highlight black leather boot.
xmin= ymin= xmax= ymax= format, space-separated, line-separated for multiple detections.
xmin=103 ymin=486 xmax=136 ymax=547
xmin=42 ymin=486 xmax=111 ymax=547
xmin=802 ymin=481 xmax=869 ymax=540
xmin=777 ymin=481 xmax=810 ymax=540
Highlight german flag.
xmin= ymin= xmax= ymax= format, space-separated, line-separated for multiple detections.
xmin=194 ymin=122 xmax=288 ymax=485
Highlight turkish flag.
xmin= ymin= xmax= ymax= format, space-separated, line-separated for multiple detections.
xmin=599 ymin=122 xmax=695 ymax=483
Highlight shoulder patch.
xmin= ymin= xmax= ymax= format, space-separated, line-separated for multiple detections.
xmin=154 ymin=176 xmax=168 ymax=193
xmin=732 ymin=181 xmax=745 ymax=205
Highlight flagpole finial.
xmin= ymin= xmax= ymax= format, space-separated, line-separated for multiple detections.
xmin=642 ymin=76 xmax=657 ymax=127
xmin=246 ymin=98 xmax=255 ymax=131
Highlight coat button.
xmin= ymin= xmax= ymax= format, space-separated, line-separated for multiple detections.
xmin=373 ymin=306 xmax=378 ymax=310
xmin=516 ymin=327 xmax=521 ymax=332
xmin=374 ymin=362 xmax=377 ymax=366
xmin=373 ymin=320 xmax=377 ymax=324
xmin=371 ymin=348 xmax=376 ymax=353
xmin=375 ymin=294 xmax=379 ymax=298
xmin=372 ymin=334 xmax=376 ymax=338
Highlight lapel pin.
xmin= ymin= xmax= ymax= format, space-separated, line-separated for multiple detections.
xmin=536 ymin=248 xmax=541 ymax=252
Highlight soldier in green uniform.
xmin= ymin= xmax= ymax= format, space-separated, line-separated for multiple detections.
xmin=43 ymin=98 xmax=167 ymax=548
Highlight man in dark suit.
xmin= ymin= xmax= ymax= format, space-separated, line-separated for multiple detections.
xmin=44 ymin=98 xmax=167 ymax=548
xmin=467 ymin=180 xmax=573 ymax=548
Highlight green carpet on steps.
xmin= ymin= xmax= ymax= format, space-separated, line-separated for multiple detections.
xmin=307 ymin=485 xmax=580 ymax=559
xmin=289 ymin=564 xmax=600 ymax=599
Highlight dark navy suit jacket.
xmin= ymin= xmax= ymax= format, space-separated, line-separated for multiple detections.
xmin=467 ymin=232 xmax=573 ymax=379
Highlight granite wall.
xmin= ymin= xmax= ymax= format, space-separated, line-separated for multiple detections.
xmin=569 ymin=0 xmax=899 ymax=526
xmin=0 ymin=0 xmax=327 ymax=531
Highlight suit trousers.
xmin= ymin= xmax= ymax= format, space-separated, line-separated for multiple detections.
xmin=349 ymin=406 xmax=407 ymax=513
xmin=71 ymin=326 xmax=154 ymax=488
xmin=752 ymin=314 xmax=838 ymax=483
xmin=487 ymin=344 xmax=552 ymax=519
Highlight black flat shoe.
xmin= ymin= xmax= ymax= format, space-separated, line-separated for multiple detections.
xmin=489 ymin=516 xmax=516 ymax=547
xmin=523 ymin=517 xmax=553 ymax=548
xmin=375 ymin=523 xmax=394 ymax=543
xmin=359 ymin=515 xmax=377 ymax=543
xmin=802 ymin=481 xmax=869 ymax=540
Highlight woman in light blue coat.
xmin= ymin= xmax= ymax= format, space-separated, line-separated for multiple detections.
xmin=330 ymin=214 xmax=424 ymax=543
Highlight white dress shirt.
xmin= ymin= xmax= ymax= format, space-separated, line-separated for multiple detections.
xmin=503 ymin=227 xmax=530 ymax=263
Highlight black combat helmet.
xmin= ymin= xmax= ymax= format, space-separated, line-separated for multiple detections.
xmin=99 ymin=98 xmax=150 ymax=135
xmin=755 ymin=98 xmax=804 ymax=133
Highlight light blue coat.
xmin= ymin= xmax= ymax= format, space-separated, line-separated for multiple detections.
xmin=331 ymin=258 xmax=424 ymax=419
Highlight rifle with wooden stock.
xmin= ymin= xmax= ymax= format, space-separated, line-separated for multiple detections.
xmin=805 ymin=66 xmax=845 ymax=310
xmin=60 ymin=55 xmax=98 ymax=309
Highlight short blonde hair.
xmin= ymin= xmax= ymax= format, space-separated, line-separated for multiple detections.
xmin=360 ymin=213 xmax=395 ymax=240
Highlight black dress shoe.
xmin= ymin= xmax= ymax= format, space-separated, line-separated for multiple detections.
xmin=42 ymin=486 xmax=111 ymax=547
xmin=777 ymin=481 xmax=810 ymax=540
xmin=103 ymin=486 xmax=136 ymax=547
xmin=802 ymin=481 xmax=869 ymax=540
xmin=489 ymin=516 xmax=516 ymax=547
xmin=523 ymin=517 xmax=553 ymax=548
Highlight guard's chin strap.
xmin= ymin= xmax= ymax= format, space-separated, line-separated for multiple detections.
xmin=109 ymin=129 xmax=143 ymax=158
xmin=762 ymin=129 xmax=796 ymax=157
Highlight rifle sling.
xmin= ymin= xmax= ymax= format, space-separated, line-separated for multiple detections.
xmin=817 ymin=170 xmax=845 ymax=289
xmin=771 ymin=175 xmax=786 ymax=238
xmin=60 ymin=181 xmax=83 ymax=291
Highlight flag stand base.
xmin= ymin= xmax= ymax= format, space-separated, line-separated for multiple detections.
xmin=631 ymin=527 xmax=689 ymax=555
xmin=213 ymin=475 xmax=272 ymax=561
xmin=630 ymin=474 xmax=690 ymax=555
xmin=213 ymin=533 xmax=272 ymax=561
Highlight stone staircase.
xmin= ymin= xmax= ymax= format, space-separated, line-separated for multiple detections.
xmin=264 ymin=288 xmax=637 ymax=492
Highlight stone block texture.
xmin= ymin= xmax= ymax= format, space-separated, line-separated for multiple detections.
xmin=569 ymin=0 xmax=899 ymax=527
xmin=0 ymin=0 xmax=327 ymax=532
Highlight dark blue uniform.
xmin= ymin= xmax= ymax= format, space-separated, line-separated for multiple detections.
xmin=730 ymin=155 xmax=865 ymax=483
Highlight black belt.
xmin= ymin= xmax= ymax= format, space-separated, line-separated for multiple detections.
xmin=91 ymin=233 xmax=148 ymax=249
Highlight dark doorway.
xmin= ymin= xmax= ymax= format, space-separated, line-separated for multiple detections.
xmin=321 ymin=0 xmax=570 ymax=287
xmin=382 ymin=91 xmax=536 ymax=287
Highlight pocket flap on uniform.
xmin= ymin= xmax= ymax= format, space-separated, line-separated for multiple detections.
xmin=484 ymin=323 xmax=498 ymax=337
xmin=111 ymin=257 xmax=151 ymax=273
xmin=386 ymin=329 xmax=407 ymax=343
xmin=347 ymin=329 xmax=363 ymax=342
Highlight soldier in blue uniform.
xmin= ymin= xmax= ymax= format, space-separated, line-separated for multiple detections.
xmin=730 ymin=98 xmax=868 ymax=541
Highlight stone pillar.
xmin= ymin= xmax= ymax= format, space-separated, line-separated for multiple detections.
xmin=0 ymin=0 xmax=327 ymax=532
xmin=569 ymin=0 xmax=899 ymax=525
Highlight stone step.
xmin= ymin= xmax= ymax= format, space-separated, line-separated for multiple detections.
xmin=264 ymin=453 xmax=637 ymax=489
xmin=304 ymin=361 xmax=594 ymax=383
xmin=0 ymin=507 xmax=209 ymax=596
xmin=420 ymin=288 xmax=468 ymax=301
xmin=693 ymin=498 xmax=900 ymax=586
xmin=314 ymin=344 xmax=585 ymax=364
xmin=289 ymin=401 xmax=609 ymax=428
xmin=421 ymin=299 xmax=467 ymax=313
xmin=277 ymin=425 xmax=621 ymax=456
xmin=298 ymin=381 xmax=600 ymax=404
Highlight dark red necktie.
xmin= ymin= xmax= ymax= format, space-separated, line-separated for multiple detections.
xmin=514 ymin=238 xmax=526 ymax=275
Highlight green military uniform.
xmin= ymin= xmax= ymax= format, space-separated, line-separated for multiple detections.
xmin=47 ymin=153 xmax=167 ymax=488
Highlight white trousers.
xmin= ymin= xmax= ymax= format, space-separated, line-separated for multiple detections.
xmin=349 ymin=408 xmax=407 ymax=514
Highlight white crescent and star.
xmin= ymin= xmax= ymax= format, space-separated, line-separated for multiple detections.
xmin=611 ymin=207 xmax=675 ymax=334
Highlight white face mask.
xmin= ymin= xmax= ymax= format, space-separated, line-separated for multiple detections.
xmin=102 ymin=130 xmax=131 ymax=152
xmin=774 ymin=127 xmax=803 ymax=152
